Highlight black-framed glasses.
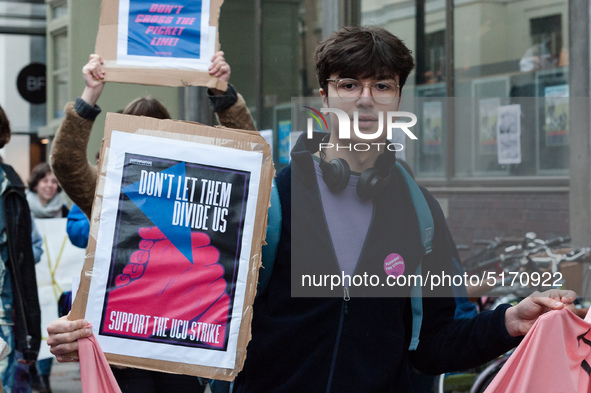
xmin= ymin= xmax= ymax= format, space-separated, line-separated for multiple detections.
xmin=326 ymin=78 xmax=400 ymax=104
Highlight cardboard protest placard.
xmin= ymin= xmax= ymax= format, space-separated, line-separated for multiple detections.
xmin=70 ymin=113 xmax=273 ymax=380
xmin=95 ymin=0 xmax=226 ymax=88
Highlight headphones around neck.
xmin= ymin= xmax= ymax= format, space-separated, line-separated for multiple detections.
xmin=318 ymin=143 xmax=396 ymax=200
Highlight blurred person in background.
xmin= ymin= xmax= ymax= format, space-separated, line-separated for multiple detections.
xmin=26 ymin=163 xmax=69 ymax=393
xmin=0 ymin=105 xmax=42 ymax=393
xmin=26 ymin=163 xmax=69 ymax=220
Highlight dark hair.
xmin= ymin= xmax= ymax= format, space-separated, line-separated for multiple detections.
xmin=28 ymin=162 xmax=61 ymax=193
xmin=123 ymin=96 xmax=171 ymax=119
xmin=0 ymin=105 xmax=11 ymax=149
xmin=315 ymin=26 xmax=415 ymax=94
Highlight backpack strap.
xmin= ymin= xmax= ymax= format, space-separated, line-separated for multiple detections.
xmin=258 ymin=179 xmax=281 ymax=295
xmin=395 ymin=162 xmax=434 ymax=255
xmin=394 ymin=162 xmax=434 ymax=351
xmin=409 ymin=264 xmax=424 ymax=351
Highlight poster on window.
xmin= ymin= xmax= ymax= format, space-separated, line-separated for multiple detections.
xmin=478 ymin=98 xmax=500 ymax=155
xmin=544 ymin=84 xmax=569 ymax=146
xmin=95 ymin=0 xmax=225 ymax=87
xmin=421 ymin=101 xmax=442 ymax=155
xmin=497 ymin=104 xmax=522 ymax=165
xmin=70 ymin=113 xmax=273 ymax=380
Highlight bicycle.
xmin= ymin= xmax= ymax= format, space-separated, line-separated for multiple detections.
xmin=436 ymin=233 xmax=590 ymax=393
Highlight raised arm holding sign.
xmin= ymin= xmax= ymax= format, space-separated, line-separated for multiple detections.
xmin=47 ymin=50 xmax=262 ymax=391
xmin=51 ymin=51 xmax=255 ymax=219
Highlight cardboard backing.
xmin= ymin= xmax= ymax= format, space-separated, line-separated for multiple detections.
xmin=70 ymin=113 xmax=273 ymax=381
xmin=95 ymin=0 xmax=227 ymax=89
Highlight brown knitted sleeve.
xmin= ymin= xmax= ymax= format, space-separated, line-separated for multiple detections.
xmin=50 ymin=103 xmax=98 ymax=218
xmin=215 ymin=93 xmax=257 ymax=131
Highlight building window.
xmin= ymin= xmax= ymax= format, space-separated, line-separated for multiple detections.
xmin=424 ymin=30 xmax=445 ymax=84
xmin=454 ymin=1 xmax=568 ymax=179
xmin=221 ymin=0 xmax=321 ymax=166
xmin=50 ymin=0 xmax=68 ymax=20
xmin=360 ymin=0 xmax=570 ymax=182
xmin=47 ymin=0 xmax=69 ymax=122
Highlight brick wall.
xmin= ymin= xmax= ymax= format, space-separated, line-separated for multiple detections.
xmin=431 ymin=191 xmax=570 ymax=250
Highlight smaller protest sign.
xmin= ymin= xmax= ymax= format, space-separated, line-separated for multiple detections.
xmin=95 ymin=0 xmax=226 ymax=88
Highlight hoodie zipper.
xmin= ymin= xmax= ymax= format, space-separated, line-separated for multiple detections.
xmin=324 ymin=180 xmax=378 ymax=392
xmin=343 ymin=287 xmax=350 ymax=315
xmin=326 ymin=296 xmax=348 ymax=393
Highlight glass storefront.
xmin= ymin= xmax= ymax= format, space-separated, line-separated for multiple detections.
xmin=4 ymin=0 xmax=574 ymax=179
xmin=0 ymin=0 xmax=47 ymax=178
xmin=361 ymin=0 xmax=569 ymax=179
xmin=362 ymin=0 xmax=448 ymax=177
xmin=454 ymin=0 xmax=569 ymax=178
xmin=220 ymin=0 xmax=321 ymax=167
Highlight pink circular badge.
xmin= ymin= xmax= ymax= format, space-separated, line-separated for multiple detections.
xmin=384 ymin=253 xmax=405 ymax=277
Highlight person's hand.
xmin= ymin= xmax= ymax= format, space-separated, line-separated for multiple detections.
xmin=83 ymin=54 xmax=105 ymax=88
xmin=81 ymin=54 xmax=105 ymax=107
xmin=46 ymin=316 xmax=92 ymax=362
xmin=103 ymin=227 xmax=230 ymax=348
xmin=209 ymin=51 xmax=230 ymax=95
xmin=504 ymin=289 xmax=576 ymax=337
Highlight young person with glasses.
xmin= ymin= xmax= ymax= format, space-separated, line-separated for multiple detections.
xmin=232 ymin=26 xmax=574 ymax=392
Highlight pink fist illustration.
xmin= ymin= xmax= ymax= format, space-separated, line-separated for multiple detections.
xmin=103 ymin=227 xmax=230 ymax=348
